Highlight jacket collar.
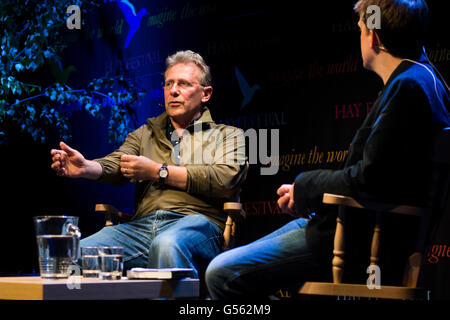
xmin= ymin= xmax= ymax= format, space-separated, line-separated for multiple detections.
xmin=384 ymin=53 xmax=429 ymax=89
xmin=147 ymin=106 xmax=214 ymax=133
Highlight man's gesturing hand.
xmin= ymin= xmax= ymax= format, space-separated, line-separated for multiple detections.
xmin=50 ymin=142 xmax=102 ymax=180
xmin=50 ymin=142 xmax=88 ymax=178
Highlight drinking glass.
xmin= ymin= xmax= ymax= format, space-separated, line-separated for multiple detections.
xmin=99 ymin=247 xmax=123 ymax=280
xmin=81 ymin=247 xmax=101 ymax=279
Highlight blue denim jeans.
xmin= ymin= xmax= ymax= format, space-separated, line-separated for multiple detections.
xmin=80 ymin=210 xmax=223 ymax=278
xmin=205 ymin=218 xmax=325 ymax=299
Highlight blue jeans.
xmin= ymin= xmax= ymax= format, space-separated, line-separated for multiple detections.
xmin=205 ymin=218 xmax=325 ymax=299
xmin=80 ymin=210 xmax=223 ymax=278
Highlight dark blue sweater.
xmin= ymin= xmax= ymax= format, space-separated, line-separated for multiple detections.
xmin=294 ymin=56 xmax=450 ymax=283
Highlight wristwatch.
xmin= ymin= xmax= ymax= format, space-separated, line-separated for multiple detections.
xmin=158 ymin=163 xmax=169 ymax=184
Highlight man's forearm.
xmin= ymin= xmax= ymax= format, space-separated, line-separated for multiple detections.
xmin=82 ymin=160 xmax=103 ymax=180
xmin=141 ymin=161 xmax=188 ymax=190
xmin=164 ymin=165 xmax=187 ymax=190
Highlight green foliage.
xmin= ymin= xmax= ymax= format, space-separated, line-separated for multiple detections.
xmin=0 ymin=0 xmax=146 ymax=145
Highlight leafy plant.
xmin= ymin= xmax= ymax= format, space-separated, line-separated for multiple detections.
xmin=0 ymin=0 xmax=146 ymax=145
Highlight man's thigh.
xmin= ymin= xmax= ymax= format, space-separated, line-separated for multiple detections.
xmin=80 ymin=214 xmax=155 ymax=269
xmin=206 ymin=218 xmax=323 ymax=296
xmin=152 ymin=214 xmax=223 ymax=262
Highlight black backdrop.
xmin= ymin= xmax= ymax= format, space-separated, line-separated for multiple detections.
xmin=0 ymin=0 xmax=449 ymax=299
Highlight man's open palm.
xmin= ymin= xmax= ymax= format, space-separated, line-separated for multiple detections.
xmin=50 ymin=142 xmax=87 ymax=178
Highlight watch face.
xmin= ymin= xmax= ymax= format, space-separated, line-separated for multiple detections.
xmin=159 ymin=168 xmax=168 ymax=178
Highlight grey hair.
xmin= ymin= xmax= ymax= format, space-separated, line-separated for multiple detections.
xmin=165 ymin=50 xmax=212 ymax=86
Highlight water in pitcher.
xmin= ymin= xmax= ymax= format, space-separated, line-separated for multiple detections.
xmin=37 ymin=235 xmax=79 ymax=279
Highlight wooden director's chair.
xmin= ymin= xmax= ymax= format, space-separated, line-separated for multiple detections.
xmin=94 ymin=201 xmax=245 ymax=251
xmin=95 ymin=162 xmax=249 ymax=252
xmin=298 ymin=128 xmax=450 ymax=300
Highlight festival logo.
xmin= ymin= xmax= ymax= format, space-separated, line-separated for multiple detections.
xmin=235 ymin=66 xmax=260 ymax=110
xmin=106 ymin=0 xmax=149 ymax=48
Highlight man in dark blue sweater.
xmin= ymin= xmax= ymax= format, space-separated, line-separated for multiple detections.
xmin=205 ymin=0 xmax=450 ymax=299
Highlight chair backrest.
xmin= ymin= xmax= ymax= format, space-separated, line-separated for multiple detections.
xmin=402 ymin=127 xmax=450 ymax=286
xmin=232 ymin=161 xmax=250 ymax=201
xmin=222 ymin=161 xmax=249 ymax=251
xmin=431 ymin=127 xmax=450 ymax=205
xmin=426 ymin=127 xmax=450 ymax=243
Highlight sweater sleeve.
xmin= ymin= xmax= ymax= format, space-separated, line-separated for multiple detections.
xmin=294 ymin=78 xmax=432 ymax=215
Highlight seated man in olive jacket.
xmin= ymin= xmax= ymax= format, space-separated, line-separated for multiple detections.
xmin=50 ymin=50 xmax=247 ymax=277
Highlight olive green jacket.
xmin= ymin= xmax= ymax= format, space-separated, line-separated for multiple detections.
xmin=94 ymin=108 xmax=247 ymax=229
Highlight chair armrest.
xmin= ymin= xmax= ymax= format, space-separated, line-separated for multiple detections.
xmin=95 ymin=204 xmax=133 ymax=225
xmin=322 ymin=193 xmax=430 ymax=216
xmin=223 ymin=202 xmax=246 ymax=219
xmin=95 ymin=204 xmax=119 ymax=215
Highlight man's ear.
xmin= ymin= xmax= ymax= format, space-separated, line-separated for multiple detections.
xmin=201 ymin=86 xmax=213 ymax=103
xmin=371 ymin=30 xmax=386 ymax=52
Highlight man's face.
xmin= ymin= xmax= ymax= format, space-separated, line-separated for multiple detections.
xmin=358 ymin=19 xmax=374 ymax=70
xmin=163 ymin=62 xmax=212 ymax=125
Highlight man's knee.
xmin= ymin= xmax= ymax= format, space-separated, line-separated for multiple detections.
xmin=205 ymin=258 xmax=221 ymax=285
xmin=150 ymin=232 xmax=185 ymax=257
xmin=206 ymin=251 xmax=233 ymax=282
xmin=205 ymin=253 xmax=237 ymax=298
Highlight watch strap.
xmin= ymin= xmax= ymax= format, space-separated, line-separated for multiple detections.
xmin=158 ymin=163 xmax=168 ymax=184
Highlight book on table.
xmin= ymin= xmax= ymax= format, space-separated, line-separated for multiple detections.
xmin=126 ymin=268 xmax=195 ymax=280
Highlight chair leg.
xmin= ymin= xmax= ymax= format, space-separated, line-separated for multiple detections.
xmin=105 ymin=212 xmax=114 ymax=226
xmin=367 ymin=212 xmax=382 ymax=289
xmin=402 ymin=212 xmax=430 ymax=287
xmin=222 ymin=216 xmax=233 ymax=251
xmin=332 ymin=206 xmax=346 ymax=284
xmin=402 ymin=252 xmax=422 ymax=287
xmin=369 ymin=212 xmax=382 ymax=267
